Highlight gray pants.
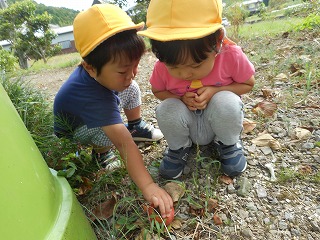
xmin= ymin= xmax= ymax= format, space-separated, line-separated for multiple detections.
xmin=74 ymin=80 xmax=141 ymax=147
xmin=156 ymin=91 xmax=244 ymax=150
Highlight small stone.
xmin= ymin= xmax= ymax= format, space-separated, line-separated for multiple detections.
xmin=284 ymin=212 xmax=294 ymax=221
xmin=246 ymin=202 xmax=257 ymax=211
xmin=237 ymin=177 xmax=252 ymax=197
xmin=290 ymin=228 xmax=301 ymax=237
xmin=247 ymin=158 xmax=258 ymax=166
xmin=264 ymin=218 xmax=271 ymax=225
xmin=260 ymin=146 xmax=273 ymax=155
xmin=310 ymin=221 xmax=320 ymax=232
xmin=241 ymin=228 xmax=253 ymax=239
xmin=270 ymin=210 xmax=279 ymax=217
xmin=219 ymin=213 xmax=228 ymax=222
xmin=256 ymin=185 xmax=268 ymax=198
xmin=176 ymin=213 xmax=189 ymax=220
xmin=279 ymin=220 xmax=288 ymax=230
xmin=227 ymin=184 xmax=236 ymax=194
xmin=239 ymin=209 xmax=249 ymax=219
xmin=302 ymin=143 xmax=314 ymax=149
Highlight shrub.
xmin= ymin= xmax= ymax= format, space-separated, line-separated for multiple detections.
xmin=0 ymin=48 xmax=17 ymax=73
xmin=294 ymin=13 xmax=320 ymax=31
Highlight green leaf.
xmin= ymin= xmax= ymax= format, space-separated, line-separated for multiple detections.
xmin=57 ymin=170 xmax=67 ymax=177
xmin=65 ymin=167 xmax=76 ymax=178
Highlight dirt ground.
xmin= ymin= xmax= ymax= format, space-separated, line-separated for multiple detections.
xmin=25 ymin=65 xmax=75 ymax=101
xmin=25 ymin=38 xmax=320 ymax=239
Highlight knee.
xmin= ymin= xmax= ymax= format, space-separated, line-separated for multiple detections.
xmin=209 ymin=91 xmax=243 ymax=112
xmin=156 ymin=98 xmax=186 ymax=116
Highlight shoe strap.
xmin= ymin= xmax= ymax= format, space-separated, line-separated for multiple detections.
xmin=136 ymin=120 xmax=154 ymax=131
xmin=164 ymin=147 xmax=190 ymax=164
xmin=215 ymin=142 xmax=243 ymax=158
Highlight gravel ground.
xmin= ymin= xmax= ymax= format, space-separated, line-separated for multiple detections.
xmin=137 ymin=48 xmax=320 ymax=240
xmin=27 ymin=31 xmax=320 ymax=239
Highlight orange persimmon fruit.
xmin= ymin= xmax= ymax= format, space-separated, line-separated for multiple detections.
xmin=146 ymin=204 xmax=174 ymax=226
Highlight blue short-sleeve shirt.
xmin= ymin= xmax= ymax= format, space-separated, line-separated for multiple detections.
xmin=53 ymin=65 xmax=122 ymax=137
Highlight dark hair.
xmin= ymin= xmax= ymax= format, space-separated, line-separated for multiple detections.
xmin=150 ymin=29 xmax=223 ymax=66
xmin=83 ymin=29 xmax=146 ymax=76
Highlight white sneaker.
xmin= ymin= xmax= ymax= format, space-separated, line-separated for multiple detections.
xmin=128 ymin=120 xmax=164 ymax=142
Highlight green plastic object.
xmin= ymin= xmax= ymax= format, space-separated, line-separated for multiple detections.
xmin=0 ymin=83 xmax=97 ymax=240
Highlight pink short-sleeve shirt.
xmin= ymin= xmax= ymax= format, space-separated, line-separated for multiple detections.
xmin=150 ymin=45 xmax=255 ymax=96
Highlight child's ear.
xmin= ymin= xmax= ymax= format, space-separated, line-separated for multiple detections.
xmin=82 ymin=61 xmax=97 ymax=78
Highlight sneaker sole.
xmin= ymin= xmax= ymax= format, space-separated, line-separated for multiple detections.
xmin=160 ymin=169 xmax=183 ymax=180
xmin=223 ymin=161 xmax=247 ymax=177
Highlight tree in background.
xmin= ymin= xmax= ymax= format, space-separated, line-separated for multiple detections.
xmin=224 ymin=0 xmax=249 ymax=39
xmin=0 ymin=0 xmax=61 ymax=69
xmin=102 ymin=0 xmax=150 ymax=24
xmin=127 ymin=0 xmax=149 ymax=24
xmin=92 ymin=0 xmax=129 ymax=10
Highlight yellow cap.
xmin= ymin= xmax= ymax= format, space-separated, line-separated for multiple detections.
xmin=138 ymin=0 xmax=223 ymax=41
xmin=73 ymin=4 xmax=144 ymax=57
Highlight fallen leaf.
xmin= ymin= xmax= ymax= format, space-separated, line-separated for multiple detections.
xmin=90 ymin=193 xmax=117 ymax=221
xmin=252 ymin=133 xmax=281 ymax=150
xmin=189 ymin=204 xmax=204 ymax=217
xmin=207 ymin=198 xmax=219 ymax=212
xmin=269 ymin=140 xmax=282 ymax=150
xmin=213 ymin=214 xmax=223 ymax=225
xmin=298 ymin=165 xmax=313 ymax=175
xmin=295 ymin=127 xmax=312 ymax=140
xmin=170 ymin=219 xmax=182 ymax=230
xmin=274 ymin=73 xmax=288 ymax=81
xmin=252 ymin=100 xmax=277 ymax=117
xmin=290 ymin=62 xmax=301 ymax=73
xmin=243 ymin=118 xmax=257 ymax=133
xmin=163 ymin=182 xmax=185 ymax=202
xmin=219 ymin=175 xmax=233 ymax=185
xmin=78 ymin=177 xmax=92 ymax=195
xmin=261 ymin=88 xmax=273 ymax=98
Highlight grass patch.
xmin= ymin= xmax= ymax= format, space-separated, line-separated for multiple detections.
xmin=30 ymin=52 xmax=81 ymax=70
xmin=277 ymin=167 xmax=320 ymax=184
xmin=1 ymin=76 xmax=53 ymax=140
xmin=8 ymin=52 xmax=81 ymax=78
xmin=239 ymin=17 xmax=304 ymax=39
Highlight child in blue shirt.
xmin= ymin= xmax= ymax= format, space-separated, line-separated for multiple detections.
xmin=53 ymin=4 xmax=172 ymax=218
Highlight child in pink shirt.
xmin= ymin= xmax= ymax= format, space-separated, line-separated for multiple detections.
xmin=139 ymin=0 xmax=255 ymax=179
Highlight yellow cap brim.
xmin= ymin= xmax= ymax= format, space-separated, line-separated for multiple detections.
xmin=138 ymin=24 xmax=223 ymax=41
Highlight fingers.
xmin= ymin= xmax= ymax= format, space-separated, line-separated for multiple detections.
xmin=192 ymin=98 xmax=207 ymax=110
xmin=151 ymin=190 xmax=173 ymax=218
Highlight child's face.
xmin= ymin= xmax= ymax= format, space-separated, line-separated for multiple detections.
xmin=94 ymin=57 xmax=140 ymax=92
xmin=165 ymin=51 xmax=216 ymax=81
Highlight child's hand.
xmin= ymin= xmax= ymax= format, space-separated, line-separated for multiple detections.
xmin=195 ymin=86 xmax=217 ymax=109
xmin=141 ymin=182 xmax=173 ymax=218
xmin=181 ymin=92 xmax=198 ymax=111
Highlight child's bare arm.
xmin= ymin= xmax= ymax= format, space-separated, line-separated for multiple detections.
xmin=102 ymin=124 xmax=173 ymax=217
xmin=152 ymin=86 xmax=180 ymax=100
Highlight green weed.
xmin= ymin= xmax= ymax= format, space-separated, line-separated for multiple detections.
xmin=277 ymin=168 xmax=297 ymax=183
